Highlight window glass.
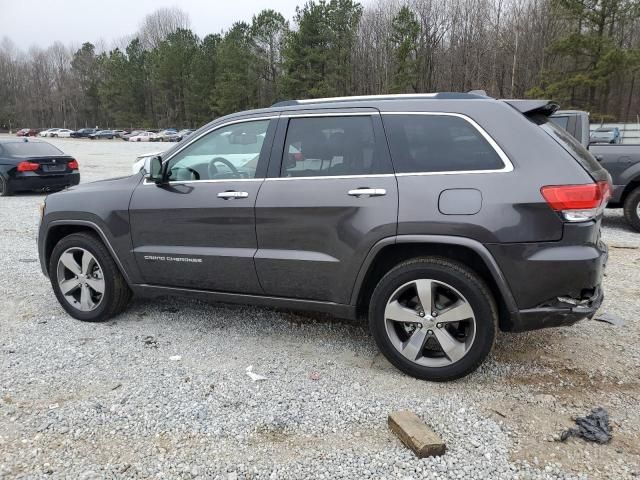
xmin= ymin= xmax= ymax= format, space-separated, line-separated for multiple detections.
xmin=550 ymin=116 xmax=569 ymax=130
xmin=539 ymin=119 xmax=602 ymax=173
xmin=281 ymin=116 xmax=378 ymax=177
xmin=383 ymin=114 xmax=505 ymax=173
xmin=167 ymin=120 xmax=269 ymax=181
xmin=3 ymin=142 xmax=63 ymax=156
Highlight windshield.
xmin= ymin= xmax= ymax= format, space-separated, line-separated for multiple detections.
xmin=3 ymin=142 xmax=64 ymax=157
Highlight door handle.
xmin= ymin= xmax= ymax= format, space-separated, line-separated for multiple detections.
xmin=217 ymin=191 xmax=249 ymax=199
xmin=347 ymin=188 xmax=386 ymax=197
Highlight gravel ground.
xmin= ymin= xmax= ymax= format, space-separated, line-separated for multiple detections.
xmin=1 ymin=135 xmax=639 ymax=479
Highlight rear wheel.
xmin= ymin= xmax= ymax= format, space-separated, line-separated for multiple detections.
xmin=623 ymin=187 xmax=640 ymax=232
xmin=0 ymin=176 xmax=12 ymax=197
xmin=49 ymin=232 xmax=131 ymax=322
xmin=369 ymin=257 xmax=497 ymax=381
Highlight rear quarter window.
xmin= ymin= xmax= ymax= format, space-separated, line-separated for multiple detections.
xmin=382 ymin=114 xmax=505 ymax=173
xmin=539 ymin=120 xmax=602 ymax=173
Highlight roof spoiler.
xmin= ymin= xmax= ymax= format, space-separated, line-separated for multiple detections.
xmin=502 ymin=99 xmax=560 ymax=117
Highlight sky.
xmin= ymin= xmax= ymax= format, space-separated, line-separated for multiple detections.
xmin=0 ymin=0 xmax=304 ymax=50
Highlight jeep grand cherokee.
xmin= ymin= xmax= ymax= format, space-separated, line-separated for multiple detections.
xmin=38 ymin=93 xmax=611 ymax=381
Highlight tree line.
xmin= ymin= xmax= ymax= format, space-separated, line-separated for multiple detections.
xmin=1 ymin=0 xmax=639 ymax=131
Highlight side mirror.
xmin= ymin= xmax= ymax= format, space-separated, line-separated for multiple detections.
xmin=143 ymin=156 xmax=164 ymax=183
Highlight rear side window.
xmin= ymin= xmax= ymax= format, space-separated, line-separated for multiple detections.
xmin=2 ymin=142 xmax=63 ymax=157
xmin=281 ymin=116 xmax=381 ymax=177
xmin=383 ymin=114 xmax=505 ymax=173
xmin=539 ymin=120 xmax=602 ymax=173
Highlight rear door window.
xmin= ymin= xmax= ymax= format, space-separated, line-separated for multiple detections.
xmin=382 ymin=114 xmax=505 ymax=173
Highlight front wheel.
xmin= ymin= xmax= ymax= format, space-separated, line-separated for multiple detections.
xmin=623 ymin=187 xmax=640 ymax=232
xmin=49 ymin=232 xmax=132 ymax=322
xmin=369 ymin=257 xmax=497 ymax=381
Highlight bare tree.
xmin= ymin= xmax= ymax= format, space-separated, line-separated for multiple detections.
xmin=138 ymin=7 xmax=191 ymax=50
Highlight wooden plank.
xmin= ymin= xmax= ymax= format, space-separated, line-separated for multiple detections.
xmin=388 ymin=410 xmax=446 ymax=458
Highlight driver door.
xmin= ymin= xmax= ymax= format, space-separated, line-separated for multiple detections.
xmin=129 ymin=116 xmax=277 ymax=293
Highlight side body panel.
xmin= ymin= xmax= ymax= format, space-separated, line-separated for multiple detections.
xmin=128 ymin=180 xmax=265 ymax=292
xmin=254 ymin=111 xmax=399 ymax=304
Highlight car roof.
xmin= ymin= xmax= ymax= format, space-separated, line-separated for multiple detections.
xmin=0 ymin=138 xmax=48 ymax=145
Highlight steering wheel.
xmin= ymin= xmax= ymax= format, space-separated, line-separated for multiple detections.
xmin=208 ymin=157 xmax=239 ymax=178
xmin=171 ymin=166 xmax=200 ymax=181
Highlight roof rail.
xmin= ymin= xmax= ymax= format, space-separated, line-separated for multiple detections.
xmin=271 ymin=92 xmax=487 ymax=107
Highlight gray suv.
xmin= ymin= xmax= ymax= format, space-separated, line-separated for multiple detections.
xmin=38 ymin=93 xmax=611 ymax=381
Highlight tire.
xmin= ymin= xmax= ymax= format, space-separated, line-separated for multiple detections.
xmin=0 ymin=176 xmax=12 ymax=197
xmin=368 ymin=256 xmax=497 ymax=381
xmin=49 ymin=232 xmax=132 ymax=322
xmin=623 ymin=187 xmax=640 ymax=232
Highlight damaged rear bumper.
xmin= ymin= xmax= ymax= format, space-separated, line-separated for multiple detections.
xmin=511 ymin=286 xmax=604 ymax=332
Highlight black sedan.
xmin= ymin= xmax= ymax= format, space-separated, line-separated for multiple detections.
xmin=88 ymin=130 xmax=116 ymax=140
xmin=70 ymin=128 xmax=97 ymax=138
xmin=0 ymin=139 xmax=80 ymax=196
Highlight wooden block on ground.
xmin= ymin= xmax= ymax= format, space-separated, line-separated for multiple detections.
xmin=388 ymin=410 xmax=446 ymax=458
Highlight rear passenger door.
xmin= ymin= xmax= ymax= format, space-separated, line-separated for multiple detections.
xmin=254 ymin=110 xmax=398 ymax=304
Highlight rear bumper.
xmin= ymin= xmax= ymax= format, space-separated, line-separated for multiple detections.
xmin=512 ymin=285 xmax=604 ymax=332
xmin=10 ymin=173 xmax=80 ymax=192
xmin=487 ymin=224 xmax=608 ymax=332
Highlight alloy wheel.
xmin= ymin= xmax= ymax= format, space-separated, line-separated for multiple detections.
xmin=384 ymin=279 xmax=476 ymax=367
xmin=56 ymin=247 xmax=105 ymax=312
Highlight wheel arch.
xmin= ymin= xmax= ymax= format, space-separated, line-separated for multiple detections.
xmin=620 ymin=176 xmax=640 ymax=205
xmin=351 ymin=235 xmax=520 ymax=331
xmin=42 ymin=220 xmax=131 ymax=284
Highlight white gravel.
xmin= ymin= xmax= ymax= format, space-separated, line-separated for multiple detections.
xmin=1 ymin=135 xmax=639 ymax=479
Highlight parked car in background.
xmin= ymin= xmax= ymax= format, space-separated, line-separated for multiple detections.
xmin=175 ymin=129 xmax=195 ymax=142
xmin=38 ymin=93 xmax=611 ymax=381
xmin=128 ymin=131 xmax=157 ymax=142
xmin=122 ymin=130 xmax=145 ymax=141
xmin=0 ymin=138 xmax=79 ymax=196
xmin=88 ymin=130 xmax=116 ymax=140
xmin=590 ymin=127 xmax=621 ymax=144
xmin=70 ymin=128 xmax=97 ymax=138
xmin=112 ymin=130 xmax=125 ymax=138
xmin=39 ymin=128 xmax=61 ymax=137
xmin=16 ymin=128 xmax=38 ymax=137
xmin=152 ymin=129 xmax=178 ymax=142
xmin=551 ymin=110 xmax=640 ymax=231
xmin=51 ymin=129 xmax=74 ymax=138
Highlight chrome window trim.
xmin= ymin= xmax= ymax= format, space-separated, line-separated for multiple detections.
xmin=381 ymin=111 xmax=513 ymax=174
xmin=266 ymin=174 xmax=395 ymax=182
xmin=143 ymin=178 xmax=264 ymax=186
xmin=146 ymin=115 xmax=278 ymax=186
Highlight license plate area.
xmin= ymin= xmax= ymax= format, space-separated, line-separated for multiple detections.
xmin=43 ymin=164 xmax=66 ymax=172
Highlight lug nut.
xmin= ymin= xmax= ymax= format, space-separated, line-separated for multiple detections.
xmin=436 ymin=323 xmax=442 ymax=328
xmin=427 ymin=330 xmax=433 ymax=335
xmin=432 ymin=311 xmax=438 ymax=317
xmin=418 ymin=311 xmax=425 ymax=317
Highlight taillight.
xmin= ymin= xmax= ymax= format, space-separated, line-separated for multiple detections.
xmin=68 ymin=159 xmax=79 ymax=170
xmin=17 ymin=161 xmax=39 ymax=172
xmin=541 ymin=181 xmax=611 ymax=222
